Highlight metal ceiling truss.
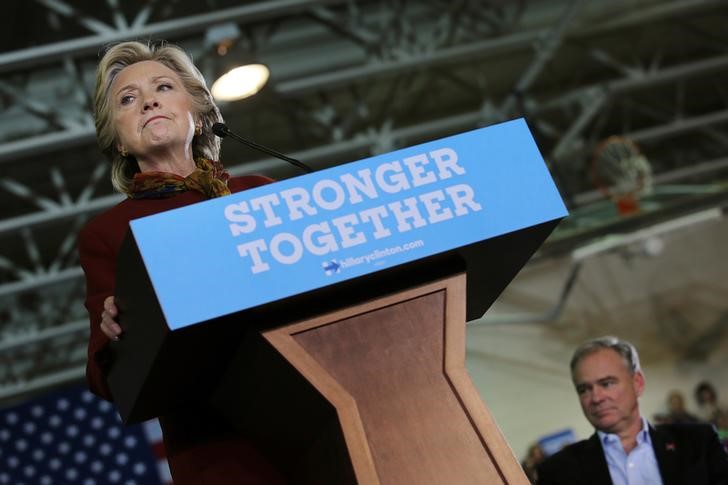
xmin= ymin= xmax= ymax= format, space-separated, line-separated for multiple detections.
xmin=1 ymin=0 xmax=727 ymax=401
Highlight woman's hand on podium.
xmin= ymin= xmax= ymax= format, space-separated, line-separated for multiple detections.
xmin=100 ymin=295 xmax=122 ymax=341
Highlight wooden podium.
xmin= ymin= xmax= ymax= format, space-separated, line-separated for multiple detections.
xmin=236 ymin=271 xmax=526 ymax=484
xmin=108 ymin=120 xmax=566 ymax=484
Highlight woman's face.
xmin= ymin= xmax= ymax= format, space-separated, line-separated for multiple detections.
xmin=111 ymin=60 xmax=197 ymax=162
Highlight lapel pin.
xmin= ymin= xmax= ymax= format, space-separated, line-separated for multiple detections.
xmin=666 ymin=442 xmax=676 ymax=451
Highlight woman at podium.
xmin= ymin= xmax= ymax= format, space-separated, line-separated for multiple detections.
xmin=77 ymin=40 xmax=285 ymax=484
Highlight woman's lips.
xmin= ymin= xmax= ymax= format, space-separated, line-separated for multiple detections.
xmin=144 ymin=116 xmax=168 ymax=127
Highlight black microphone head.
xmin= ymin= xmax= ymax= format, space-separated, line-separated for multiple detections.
xmin=212 ymin=122 xmax=229 ymax=138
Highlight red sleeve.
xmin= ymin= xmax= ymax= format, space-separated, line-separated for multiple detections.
xmin=77 ymin=178 xmax=272 ymax=402
xmin=77 ymin=220 xmax=117 ymax=401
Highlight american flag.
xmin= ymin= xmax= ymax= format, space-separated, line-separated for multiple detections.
xmin=0 ymin=384 xmax=172 ymax=485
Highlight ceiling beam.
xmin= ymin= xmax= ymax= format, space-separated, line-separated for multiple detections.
xmin=0 ymin=0 xmax=345 ymax=74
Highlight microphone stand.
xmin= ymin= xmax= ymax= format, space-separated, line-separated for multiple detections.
xmin=212 ymin=122 xmax=313 ymax=174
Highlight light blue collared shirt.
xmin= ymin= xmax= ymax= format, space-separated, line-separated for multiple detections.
xmin=597 ymin=418 xmax=664 ymax=485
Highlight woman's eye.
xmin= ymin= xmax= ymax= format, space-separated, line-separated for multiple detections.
xmin=158 ymin=83 xmax=172 ymax=91
xmin=120 ymin=95 xmax=134 ymax=106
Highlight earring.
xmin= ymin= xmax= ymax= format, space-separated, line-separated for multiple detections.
xmin=120 ymin=146 xmax=128 ymax=157
xmin=195 ymin=126 xmax=202 ymax=136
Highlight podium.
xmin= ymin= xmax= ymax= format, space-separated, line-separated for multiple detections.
xmin=108 ymin=119 xmax=567 ymax=484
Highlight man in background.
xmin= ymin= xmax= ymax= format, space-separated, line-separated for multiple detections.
xmin=538 ymin=336 xmax=728 ymax=485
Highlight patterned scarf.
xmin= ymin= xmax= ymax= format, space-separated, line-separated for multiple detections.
xmin=129 ymin=158 xmax=231 ymax=199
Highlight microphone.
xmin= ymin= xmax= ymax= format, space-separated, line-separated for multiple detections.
xmin=212 ymin=122 xmax=313 ymax=173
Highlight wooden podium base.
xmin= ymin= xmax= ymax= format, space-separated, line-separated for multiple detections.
xmin=214 ymin=272 xmax=528 ymax=484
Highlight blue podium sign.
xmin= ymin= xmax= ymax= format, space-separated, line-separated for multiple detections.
xmin=130 ymin=118 xmax=567 ymax=330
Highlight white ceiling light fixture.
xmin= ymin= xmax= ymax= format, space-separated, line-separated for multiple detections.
xmin=211 ymin=63 xmax=270 ymax=102
xmin=205 ymin=23 xmax=270 ymax=102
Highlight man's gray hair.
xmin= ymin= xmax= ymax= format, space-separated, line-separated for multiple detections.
xmin=570 ymin=335 xmax=642 ymax=375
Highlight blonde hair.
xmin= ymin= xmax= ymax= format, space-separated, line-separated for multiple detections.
xmin=94 ymin=41 xmax=222 ymax=194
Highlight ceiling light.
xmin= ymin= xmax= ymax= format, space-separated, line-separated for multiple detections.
xmin=211 ymin=63 xmax=270 ymax=101
xmin=205 ymin=23 xmax=270 ymax=102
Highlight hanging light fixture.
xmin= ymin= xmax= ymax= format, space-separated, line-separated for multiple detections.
xmin=205 ymin=23 xmax=270 ymax=102
xmin=211 ymin=63 xmax=270 ymax=101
